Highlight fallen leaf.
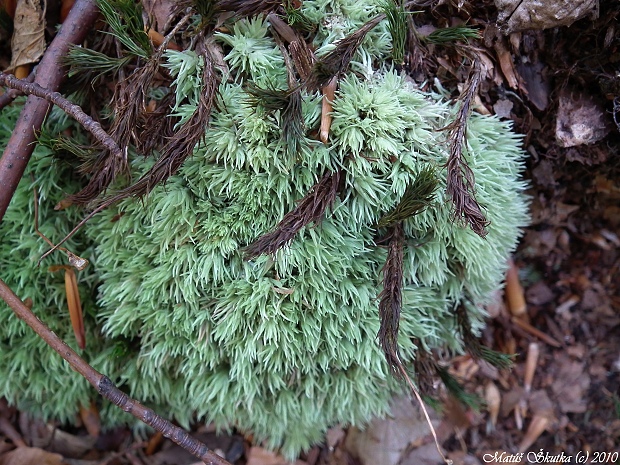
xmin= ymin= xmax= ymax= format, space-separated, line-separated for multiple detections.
xmin=556 ymin=89 xmax=610 ymax=147
xmin=344 ymin=396 xmax=443 ymax=465
xmin=493 ymin=98 xmax=514 ymax=119
xmin=141 ymin=0 xmax=175 ymax=32
xmin=7 ymin=0 xmax=46 ymax=72
xmin=246 ymin=447 xmax=306 ymax=465
xmin=526 ymin=281 xmax=554 ymax=306
xmin=494 ymin=39 xmax=519 ymax=89
xmin=551 ymin=357 xmax=590 ymax=413
xmin=0 ymin=447 xmax=65 ymax=465
xmin=516 ymin=60 xmax=549 ymax=111
xmin=79 ymin=402 xmax=100 ymax=438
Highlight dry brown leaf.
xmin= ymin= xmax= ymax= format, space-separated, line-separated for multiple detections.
xmin=344 ymin=396 xmax=443 ymax=465
xmin=29 ymin=425 xmax=96 ymax=459
xmin=7 ymin=0 xmax=46 ymax=72
xmin=78 ymin=402 xmax=100 ymax=438
xmin=551 ymin=357 xmax=590 ymax=413
xmin=246 ymin=447 xmax=306 ymax=465
xmin=0 ymin=447 xmax=65 ymax=465
xmin=141 ymin=0 xmax=175 ymax=32
xmin=493 ymin=39 xmax=519 ymax=89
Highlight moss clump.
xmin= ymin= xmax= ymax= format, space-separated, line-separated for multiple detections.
xmin=0 ymin=0 xmax=528 ymax=459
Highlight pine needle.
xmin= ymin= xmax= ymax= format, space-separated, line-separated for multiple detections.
xmin=97 ymin=0 xmax=151 ymax=58
xmin=64 ymin=46 xmax=132 ymax=82
xmin=381 ymin=0 xmax=407 ymax=65
xmin=424 ymin=26 xmax=480 ymax=45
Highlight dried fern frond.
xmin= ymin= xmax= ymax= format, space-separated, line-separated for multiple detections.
xmin=378 ymin=222 xmax=405 ymax=369
xmin=442 ymin=59 xmax=489 ymax=237
xmin=114 ymin=41 xmax=220 ymax=199
xmin=306 ymin=14 xmax=385 ymax=91
xmin=244 ymin=169 xmax=342 ymax=258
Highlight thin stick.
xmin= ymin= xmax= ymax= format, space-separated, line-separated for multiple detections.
xmin=0 ymin=73 xmax=34 ymax=111
xmin=396 ymin=361 xmax=453 ymax=465
xmin=0 ymin=277 xmax=232 ymax=465
xmin=0 ymin=73 xmax=123 ymax=160
xmin=0 ymin=0 xmax=100 ymax=222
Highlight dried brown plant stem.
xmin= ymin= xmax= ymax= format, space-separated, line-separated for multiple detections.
xmin=0 ymin=278 xmax=232 ymax=465
xmin=396 ymin=362 xmax=453 ymax=465
xmin=0 ymin=0 xmax=100 ymax=222
xmin=442 ymin=59 xmax=489 ymax=238
xmin=0 ymin=73 xmax=124 ymax=161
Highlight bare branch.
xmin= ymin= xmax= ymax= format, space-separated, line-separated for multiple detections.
xmin=0 ymin=277 xmax=232 ymax=465
xmin=0 ymin=0 xmax=101 ymax=221
xmin=0 ymin=73 xmax=124 ymax=160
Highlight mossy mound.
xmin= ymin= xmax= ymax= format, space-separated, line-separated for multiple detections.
xmin=0 ymin=0 xmax=529 ymax=458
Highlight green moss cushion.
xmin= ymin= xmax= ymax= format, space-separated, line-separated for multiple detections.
xmin=0 ymin=0 xmax=528 ymax=458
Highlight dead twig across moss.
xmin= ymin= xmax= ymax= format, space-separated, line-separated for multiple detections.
xmin=68 ymin=12 xmax=194 ymax=205
xmin=0 ymin=72 xmax=34 ymax=111
xmin=0 ymin=73 xmax=124 ymax=162
xmin=442 ymin=59 xmax=490 ymax=238
xmin=0 ymin=0 xmax=100 ymax=222
xmin=0 ymin=278 xmax=232 ymax=465
xmin=244 ymin=169 xmax=342 ymax=259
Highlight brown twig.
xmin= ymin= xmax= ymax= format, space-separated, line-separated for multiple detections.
xmin=442 ymin=59 xmax=489 ymax=238
xmin=0 ymin=277 xmax=232 ymax=465
xmin=0 ymin=73 xmax=124 ymax=167
xmin=0 ymin=73 xmax=34 ymax=111
xmin=0 ymin=0 xmax=101 ymax=222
